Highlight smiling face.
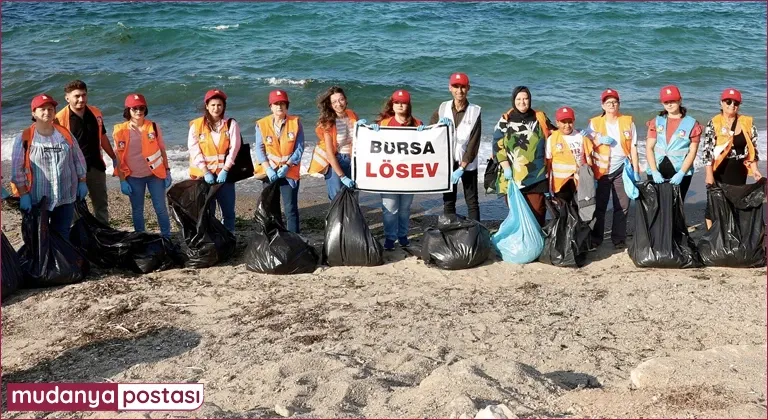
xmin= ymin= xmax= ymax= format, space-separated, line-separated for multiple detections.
xmin=720 ymin=98 xmax=740 ymax=117
xmin=330 ymin=92 xmax=347 ymax=116
xmin=449 ymin=84 xmax=469 ymax=103
xmin=393 ymin=101 xmax=409 ymax=117
xmin=130 ymin=105 xmax=146 ymax=124
xmin=65 ymin=89 xmax=87 ymax=112
xmin=206 ymin=98 xmax=225 ymax=120
xmin=514 ymin=91 xmax=530 ymax=113
xmin=662 ymin=100 xmax=681 ymax=115
xmin=557 ymin=118 xmax=574 ymax=135
xmin=32 ymin=104 xmax=56 ymax=123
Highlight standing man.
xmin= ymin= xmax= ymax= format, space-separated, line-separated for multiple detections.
xmin=55 ymin=80 xmax=118 ymax=225
xmin=429 ymin=72 xmax=482 ymax=222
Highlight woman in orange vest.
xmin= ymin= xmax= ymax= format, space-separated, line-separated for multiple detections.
xmin=10 ymin=94 xmax=88 ymax=238
xmin=113 ymin=93 xmax=173 ymax=238
xmin=585 ymin=88 xmax=639 ymax=249
xmin=309 ymin=86 xmax=358 ymax=201
xmin=701 ymin=88 xmax=762 ymax=228
xmin=545 ymin=106 xmax=593 ymax=203
xmin=187 ymin=89 xmax=241 ymax=232
xmin=253 ymin=89 xmax=305 ymax=233
xmin=371 ymin=89 xmax=425 ymax=250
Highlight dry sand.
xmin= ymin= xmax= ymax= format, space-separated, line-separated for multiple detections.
xmin=1 ymin=175 xmax=765 ymax=418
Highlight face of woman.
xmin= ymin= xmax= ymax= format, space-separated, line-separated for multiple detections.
xmin=514 ymin=92 xmax=530 ymax=113
xmin=330 ymin=92 xmax=347 ymax=116
xmin=721 ymin=99 xmax=740 ymax=117
xmin=601 ymin=98 xmax=619 ymax=115
xmin=663 ymin=100 xmax=681 ymax=115
xmin=32 ymin=104 xmax=55 ymax=124
xmin=130 ymin=106 xmax=146 ymax=123
xmin=556 ymin=119 xmax=574 ymax=135
xmin=271 ymin=102 xmax=288 ymax=119
xmin=393 ymin=101 xmax=408 ymax=116
xmin=206 ymin=98 xmax=225 ymax=120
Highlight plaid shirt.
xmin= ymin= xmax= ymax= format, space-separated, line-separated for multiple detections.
xmin=11 ymin=128 xmax=87 ymax=210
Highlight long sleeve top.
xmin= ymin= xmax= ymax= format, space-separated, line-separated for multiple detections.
xmin=254 ymin=117 xmax=304 ymax=188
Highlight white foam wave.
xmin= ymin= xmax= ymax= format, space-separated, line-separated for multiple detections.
xmin=202 ymin=24 xmax=239 ymax=31
xmin=262 ymin=77 xmax=312 ymax=86
xmin=48 ymin=39 xmax=60 ymax=43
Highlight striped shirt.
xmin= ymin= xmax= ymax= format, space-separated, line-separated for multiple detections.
xmin=336 ymin=117 xmax=353 ymax=154
xmin=11 ymin=128 xmax=87 ymax=210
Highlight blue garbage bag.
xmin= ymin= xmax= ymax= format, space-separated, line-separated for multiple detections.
xmin=492 ymin=183 xmax=544 ymax=263
xmin=622 ymin=158 xmax=639 ymax=199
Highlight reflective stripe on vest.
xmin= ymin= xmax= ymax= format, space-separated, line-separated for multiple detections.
xmin=380 ymin=116 xmax=424 ymax=126
xmin=438 ymin=100 xmax=481 ymax=171
xmin=589 ymin=114 xmax=633 ymax=178
xmin=711 ymin=114 xmax=756 ymax=175
xmin=10 ymin=124 xmax=75 ymax=197
xmin=113 ymin=120 xmax=167 ymax=179
xmin=188 ymin=117 xmax=230 ymax=178
xmin=549 ymin=130 xmax=580 ymax=193
xmin=653 ymin=115 xmax=696 ymax=175
xmin=253 ymin=115 xmax=301 ymax=181
xmin=308 ymin=109 xmax=357 ymax=175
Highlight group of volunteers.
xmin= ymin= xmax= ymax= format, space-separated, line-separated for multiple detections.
xmin=7 ymin=75 xmax=761 ymax=254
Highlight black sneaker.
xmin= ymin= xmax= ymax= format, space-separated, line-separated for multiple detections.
xmin=613 ymin=241 xmax=626 ymax=250
xmin=398 ymin=236 xmax=410 ymax=247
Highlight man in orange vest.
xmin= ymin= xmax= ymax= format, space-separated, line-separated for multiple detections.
xmin=55 ymin=80 xmax=118 ymax=225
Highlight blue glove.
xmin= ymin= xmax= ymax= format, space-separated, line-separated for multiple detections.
xmin=438 ymin=117 xmax=452 ymax=126
xmin=1 ymin=186 xmax=9 ymax=200
xmin=164 ymin=172 xmax=172 ymax=189
xmin=19 ymin=194 xmax=31 ymax=212
xmin=340 ymin=176 xmax=355 ymax=189
xmin=355 ymin=119 xmax=367 ymax=127
xmin=266 ymin=167 xmax=278 ymax=183
xmin=203 ymin=172 xmax=216 ymax=184
xmin=371 ymin=123 xmax=380 ymax=132
xmin=503 ymin=167 xmax=512 ymax=180
xmin=77 ymin=182 xmax=88 ymax=200
xmin=599 ymin=135 xmax=615 ymax=145
xmin=120 ymin=180 xmax=132 ymax=196
xmin=277 ymin=165 xmax=289 ymax=179
xmin=634 ymin=171 xmax=641 ymax=182
xmin=216 ymin=170 xmax=228 ymax=184
xmin=451 ymin=167 xmax=464 ymax=184
xmin=416 ymin=124 xmax=426 ymax=132
xmin=651 ymin=170 xmax=665 ymax=184
xmin=669 ymin=171 xmax=685 ymax=185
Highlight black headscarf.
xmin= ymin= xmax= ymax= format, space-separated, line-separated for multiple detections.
xmin=508 ymin=86 xmax=536 ymax=123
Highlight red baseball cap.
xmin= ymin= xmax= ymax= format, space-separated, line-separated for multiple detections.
xmin=269 ymin=89 xmax=289 ymax=105
xmin=601 ymin=88 xmax=620 ymax=103
xmin=125 ymin=93 xmax=147 ymax=108
xmin=660 ymin=85 xmax=682 ymax=102
xmin=392 ymin=89 xmax=411 ymax=103
xmin=721 ymin=88 xmax=742 ymax=103
xmin=205 ymin=89 xmax=227 ymax=103
xmin=30 ymin=94 xmax=58 ymax=111
xmin=555 ymin=106 xmax=575 ymax=122
xmin=449 ymin=72 xmax=469 ymax=87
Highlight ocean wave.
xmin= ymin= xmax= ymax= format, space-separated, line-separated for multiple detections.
xmin=48 ymin=39 xmax=60 ymax=43
xmin=261 ymin=77 xmax=313 ymax=86
xmin=201 ymin=24 xmax=239 ymax=31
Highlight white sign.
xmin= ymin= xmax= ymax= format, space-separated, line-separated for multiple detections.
xmin=353 ymin=124 xmax=453 ymax=194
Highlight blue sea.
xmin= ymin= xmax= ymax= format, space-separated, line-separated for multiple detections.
xmin=2 ymin=1 xmax=766 ymax=185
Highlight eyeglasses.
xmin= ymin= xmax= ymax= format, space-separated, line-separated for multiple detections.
xmin=723 ymin=99 xmax=741 ymax=106
xmin=603 ymin=100 xmax=619 ymax=106
xmin=130 ymin=106 xmax=146 ymax=112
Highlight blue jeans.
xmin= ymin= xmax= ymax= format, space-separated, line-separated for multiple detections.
xmin=324 ymin=153 xmax=352 ymax=201
xmin=381 ymin=193 xmax=414 ymax=241
xmin=207 ymin=182 xmax=236 ymax=232
xmin=266 ymin=178 xmax=300 ymax=233
xmin=49 ymin=203 xmax=75 ymax=239
xmin=126 ymin=175 xmax=171 ymax=238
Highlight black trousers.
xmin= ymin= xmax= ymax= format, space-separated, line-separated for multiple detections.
xmin=658 ymin=157 xmax=692 ymax=201
xmin=443 ymin=163 xmax=480 ymax=222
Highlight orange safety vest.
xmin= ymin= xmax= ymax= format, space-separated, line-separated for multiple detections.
xmin=308 ymin=109 xmax=358 ymax=175
xmin=113 ymin=120 xmax=167 ymax=179
xmin=10 ymin=124 xmax=76 ymax=196
xmin=588 ymin=114 xmax=633 ymax=179
xmin=253 ymin=115 xmax=301 ymax=181
xmin=188 ymin=117 xmax=231 ymax=178
xmin=548 ymin=130 xmax=593 ymax=193
xmin=379 ymin=116 xmax=424 ymax=126
xmin=711 ymin=114 xmax=756 ymax=175
xmin=55 ymin=105 xmax=116 ymax=176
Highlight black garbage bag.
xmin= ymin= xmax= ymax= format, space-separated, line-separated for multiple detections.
xmin=628 ymin=182 xmax=702 ymax=268
xmin=539 ymin=197 xmax=591 ymax=267
xmin=70 ymin=200 xmax=182 ymax=273
xmin=18 ymin=197 xmax=90 ymax=287
xmin=483 ymin=158 xmax=499 ymax=194
xmin=167 ymin=180 xmax=236 ymax=268
xmin=2 ymin=232 xmax=23 ymax=298
xmin=420 ymin=214 xmax=493 ymax=270
xmin=698 ymin=179 xmax=766 ymax=267
xmin=323 ymin=187 xmax=383 ymax=266
xmin=244 ymin=182 xmax=318 ymax=274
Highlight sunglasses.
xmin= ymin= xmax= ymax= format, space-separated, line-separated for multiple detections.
xmin=723 ymin=99 xmax=741 ymax=106
xmin=130 ymin=106 xmax=146 ymax=112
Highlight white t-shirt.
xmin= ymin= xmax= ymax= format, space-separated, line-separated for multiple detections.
xmin=589 ymin=119 xmax=637 ymax=174
xmin=546 ymin=132 xmax=586 ymax=165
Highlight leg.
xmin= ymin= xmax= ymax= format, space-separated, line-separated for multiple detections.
xmin=610 ymin=171 xmax=630 ymax=246
xmin=280 ymin=179 xmax=300 ymax=233
xmin=324 ymin=165 xmax=343 ymax=202
xmin=215 ymin=182 xmax=236 ymax=232
xmin=523 ymin=192 xmax=546 ymax=227
xmin=442 ymin=162 xmax=460 ymax=217
xmin=463 ymin=169 xmax=480 ymax=222
xmin=86 ymin=168 xmax=109 ymax=225
xmin=679 ymin=175 xmax=692 ymax=203
xmin=147 ymin=176 xmax=172 ymax=238
xmin=397 ymin=193 xmax=414 ymax=244
xmin=591 ymin=175 xmax=612 ymax=246
xmin=554 ymin=179 xmax=576 ymax=203
xmin=381 ymin=194 xmax=399 ymax=242
xmin=126 ymin=176 xmax=148 ymax=233
xmin=49 ymin=203 xmax=76 ymax=238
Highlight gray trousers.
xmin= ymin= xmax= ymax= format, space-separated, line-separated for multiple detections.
xmin=86 ymin=167 xmax=109 ymax=225
xmin=591 ymin=164 xmax=629 ymax=246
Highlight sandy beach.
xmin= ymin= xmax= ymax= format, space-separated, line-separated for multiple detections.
xmin=1 ymin=173 xmax=765 ymax=418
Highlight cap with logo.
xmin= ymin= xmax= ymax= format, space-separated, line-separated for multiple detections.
xmin=391 ymin=89 xmax=411 ymax=104
xmin=720 ymin=88 xmax=742 ymax=103
xmin=269 ymin=90 xmax=289 ymax=105
xmin=555 ymin=106 xmax=575 ymax=122
xmin=205 ymin=89 xmax=227 ymax=103
xmin=125 ymin=93 xmax=148 ymax=108
xmin=601 ymin=88 xmax=620 ymax=103
xmin=660 ymin=85 xmax=682 ymax=102
xmin=30 ymin=94 xmax=58 ymax=111
xmin=449 ymin=72 xmax=469 ymax=87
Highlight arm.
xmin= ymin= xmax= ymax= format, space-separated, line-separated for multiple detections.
xmin=429 ymin=108 xmax=440 ymax=125
xmin=113 ymin=127 xmax=126 ymax=181
xmin=223 ymin=120 xmax=242 ymax=171
xmin=629 ymin=122 xmax=639 ymax=173
xmin=323 ymin=129 xmax=344 ymax=177
xmin=188 ymin=124 xmax=209 ymax=174
xmin=253 ymin=123 xmax=271 ymax=171
xmin=287 ymin=121 xmax=304 ymax=166
xmin=100 ymin=125 xmax=117 ymax=160
xmin=679 ymin=122 xmax=703 ymax=174
xmin=749 ymin=124 xmax=761 ymax=179
xmin=701 ymin=120 xmax=716 ymax=185
xmin=69 ymin=131 xmax=88 ymax=181
xmin=10 ymin=134 xmax=29 ymax=195
xmin=645 ymin=120 xmax=658 ymax=173
xmin=460 ymin=113 xmax=482 ymax=168
xmin=156 ymin=125 xmax=170 ymax=170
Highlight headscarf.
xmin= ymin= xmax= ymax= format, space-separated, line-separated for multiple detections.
xmin=507 ymin=86 xmax=536 ymax=123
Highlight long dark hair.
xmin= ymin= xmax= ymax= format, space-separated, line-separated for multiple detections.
xmin=658 ymin=106 xmax=688 ymax=117
xmin=375 ymin=98 xmax=414 ymax=126
xmin=202 ymin=99 xmax=227 ymax=132
xmin=316 ymin=86 xmax=346 ymax=129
